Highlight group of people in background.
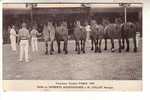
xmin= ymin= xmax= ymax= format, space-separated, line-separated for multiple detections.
xmin=9 ymin=22 xmax=40 ymax=62
xmin=8 ymin=20 xmax=94 ymax=62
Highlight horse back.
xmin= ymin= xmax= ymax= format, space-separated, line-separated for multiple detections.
xmin=121 ymin=22 xmax=136 ymax=38
xmin=98 ymin=25 xmax=104 ymax=38
xmin=90 ymin=25 xmax=100 ymax=39
xmin=55 ymin=26 xmax=68 ymax=41
xmin=43 ymin=26 xmax=50 ymax=41
xmin=104 ymin=24 xmax=121 ymax=39
xmin=73 ymin=27 xmax=82 ymax=40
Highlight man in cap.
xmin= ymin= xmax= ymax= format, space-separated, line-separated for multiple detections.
xmin=18 ymin=22 xmax=30 ymax=62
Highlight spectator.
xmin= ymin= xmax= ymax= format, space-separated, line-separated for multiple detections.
xmin=30 ymin=25 xmax=40 ymax=52
xmin=18 ymin=22 xmax=30 ymax=62
xmin=9 ymin=25 xmax=17 ymax=51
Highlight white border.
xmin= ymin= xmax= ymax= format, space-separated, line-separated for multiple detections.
xmin=1 ymin=0 xmax=150 ymax=100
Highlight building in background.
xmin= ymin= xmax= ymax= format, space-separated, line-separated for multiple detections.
xmin=3 ymin=3 xmax=142 ymax=44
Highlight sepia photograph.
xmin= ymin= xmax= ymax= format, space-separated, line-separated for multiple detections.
xmin=2 ymin=0 xmax=143 ymax=91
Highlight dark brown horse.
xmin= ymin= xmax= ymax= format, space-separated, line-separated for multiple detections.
xmin=43 ymin=22 xmax=55 ymax=55
xmin=90 ymin=20 xmax=104 ymax=53
xmin=55 ymin=21 xmax=68 ymax=54
xmin=121 ymin=22 xmax=137 ymax=52
xmin=73 ymin=21 xmax=87 ymax=54
xmin=103 ymin=18 xmax=122 ymax=52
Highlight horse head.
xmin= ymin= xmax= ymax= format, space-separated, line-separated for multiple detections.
xmin=102 ymin=18 xmax=110 ymax=27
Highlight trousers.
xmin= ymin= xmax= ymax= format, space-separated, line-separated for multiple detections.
xmin=31 ymin=37 xmax=38 ymax=52
xmin=19 ymin=40 xmax=29 ymax=62
xmin=10 ymin=35 xmax=16 ymax=51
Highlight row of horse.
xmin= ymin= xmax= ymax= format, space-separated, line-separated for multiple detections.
xmin=43 ymin=18 xmax=138 ymax=55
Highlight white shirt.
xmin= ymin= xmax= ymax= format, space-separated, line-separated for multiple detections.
xmin=85 ymin=25 xmax=91 ymax=32
xmin=30 ymin=29 xmax=38 ymax=38
xmin=10 ymin=28 xmax=16 ymax=37
xmin=18 ymin=28 xmax=30 ymax=40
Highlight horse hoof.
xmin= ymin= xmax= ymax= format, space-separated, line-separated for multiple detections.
xmin=52 ymin=49 xmax=54 ymax=51
xmin=45 ymin=51 xmax=48 ymax=55
xmin=65 ymin=51 xmax=68 ymax=54
xmin=83 ymin=51 xmax=85 ymax=53
xmin=104 ymin=48 xmax=107 ymax=50
xmin=99 ymin=50 xmax=101 ymax=53
xmin=77 ymin=52 xmax=80 ymax=54
xmin=121 ymin=46 xmax=125 ymax=49
xmin=119 ymin=50 xmax=121 ymax=53
xmin=134 ymin=48 xmax=137 ymax=52
xmin=91 ymin=48 xmax=94 ymax=51
xmin=126 ymin=49 xmax=129 ymax=52
xmin=50 ymin=53 xmax=53 ymax=55
xmin=111 ymin=48 xmax=115 ymax=52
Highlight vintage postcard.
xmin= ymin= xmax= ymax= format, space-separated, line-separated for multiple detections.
xmin=1 ymin=0 xmax=143 ymax=91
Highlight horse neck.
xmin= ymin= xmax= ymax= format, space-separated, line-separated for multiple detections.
xmin=99 ymin=24 xmax=103 ymax=28
xmin=48 ymin=25 xmax=54 ymax=29
xmin=76 ymin=24 xmax=81 ymax=28
xmin=116 ymin=23 xmax=122 ymax=26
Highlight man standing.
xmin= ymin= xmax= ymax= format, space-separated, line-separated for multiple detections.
xmin=43 ymin=21 xmax=55 ymax=55
xmin=18 ymin=22 xmax=30 ymax=62
xmin=43 ymin=23 xmax=49 ymax=55
xmin=9 ymin=25 xmax=17 ymax=51
xmin=30 ymin=25 xmax=39 ymax=52
xmin=85 ymin=21 xmax=91 ymax=41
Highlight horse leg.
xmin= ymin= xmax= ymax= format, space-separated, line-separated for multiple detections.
xmin=83 ymin=40 xmax=86 ymax=53
xmin=75 ymin=41 xmax=77 ymax=51
xmin=63 ymin=40 xmax=65 ymax=52
xmin=94 ymin=39 xmax=97 ymax=53
xmin=96 ymin=39 xmax=99 ymax=52
xmin=57 ymin=40 xmax=61 ymax=53
xmin=45 ymin=41 xmax=48 ymax=55
xmin=91 ymin=39 xmax=94 ymax=51
xmin=125 ymin=37 xmax=129 ymax=52
xmin=99 ymin=39 xmax=102 ymax=53
xmin=81 ymin=40 xmax=83 ymax=52
xmin=118 ymin=38 xmax=122 ymax=53
xmin=121 ymin=37 xmax=125 ymax=49
xmin=66 ymin=40 xmax=68 ymax=54
xmin=104 ymin=38 xmax=107 ymax=50
xmin=64 ymin=40 xmax=68 ymax=54
xmin=133 ymin=36 xmax=137 ymax=52
xmin=51 ymin=41 xmax=54 ymax=52
xmin=50 ymin=41 xmax=53 ymax=55
xmin=111 ymin=38 xmax=115 ymax=52
xmin=77 ymin=41 xmax=80 ymax=54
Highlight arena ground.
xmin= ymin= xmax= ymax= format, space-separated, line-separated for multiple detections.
xmin=3 ymin=39 xmax=142 ymax=80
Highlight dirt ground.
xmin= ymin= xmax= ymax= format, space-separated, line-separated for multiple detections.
xmin=3 ymin=39 xmax=142 ymax=80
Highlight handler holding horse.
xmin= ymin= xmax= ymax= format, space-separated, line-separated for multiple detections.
xmin=55 ymin=21 xmax=68 ymax=54
xmin=90 ymin=20 xmax=104 ymax=53
xmin=43 ymin=21 xmax=55 ymax=55
xmin=73 ymin=20 xmax=87 ymax=54
xmin=103 ymin=18 xmax=122 ymax=52
xmin=121 ymin=22 xmax=137 ymax=52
